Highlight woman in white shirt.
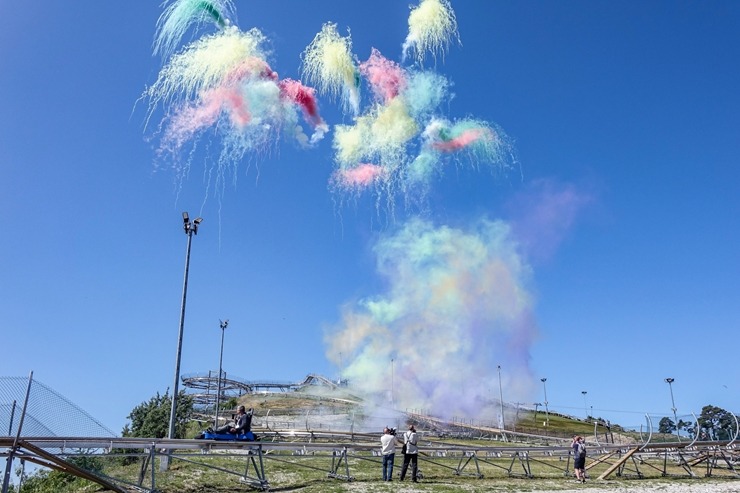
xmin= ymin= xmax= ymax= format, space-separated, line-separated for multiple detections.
xmin=399 ymin=424 xmax=419 ymax=482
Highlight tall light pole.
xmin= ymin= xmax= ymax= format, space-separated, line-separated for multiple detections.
xmin=497 ymin=365 xmax=505 ymax=430
xmin=665 ymin=377 xmax=680 ymax=441
xmin=581 ymin=391 xmax=588 ymax=420
xmin=541 ymin=378 xmax=549 ymax=431
xmin=391 ymin=358 xmax=395 ymax=405
xmin=338 ymin=352 xmax=343 ymax=384
xmin=214 ymin=319 xmax=229 ymax=428
xmin=167 ymin=212 xmax=203 ymax=441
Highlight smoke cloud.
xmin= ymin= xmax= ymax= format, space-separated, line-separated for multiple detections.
xmin=506 ymin=178 xmax=593 ymax=263
xmin=325 ymin=217 xmax=538 ymax=419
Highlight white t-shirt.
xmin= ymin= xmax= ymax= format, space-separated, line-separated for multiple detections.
xmin=404 ymin=431 xmax=418 ymax=454
xmin=380 ymin=433 xmax=396 ymax=455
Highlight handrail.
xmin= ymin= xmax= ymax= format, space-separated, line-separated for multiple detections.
xmin=727 ymin=411 xmax=739 ymax=448
xmin=686 ymin=412 xmax=700 ymax=448
xmin=640 ymin=414 xmax=653 ymax=451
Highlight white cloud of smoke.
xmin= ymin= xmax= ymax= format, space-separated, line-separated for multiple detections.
xmin=325 ymin=217 xmax=539 ymax=420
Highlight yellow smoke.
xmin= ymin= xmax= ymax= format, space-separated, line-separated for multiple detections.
xmin=146 ymin=26 xmax=267 ymax=116
xmin=404 ymin=0 xmax=459 ymax=64
xmin=302 ymin=23 xmax=360 ymax=114
xmin=371 ymin=98 xmax=418 ymax=148
xmin=334 ymin=117 xmax=371 ymax=166
xmin=332 ymin=99 xmax=418 ymax=170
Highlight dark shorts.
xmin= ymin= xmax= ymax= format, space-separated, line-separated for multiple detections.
xmin=574 ymin=455 xmax=586 ymax=469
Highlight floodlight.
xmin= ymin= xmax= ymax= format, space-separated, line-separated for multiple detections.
xmin=168 ymin=211 xmax=203 ymax=448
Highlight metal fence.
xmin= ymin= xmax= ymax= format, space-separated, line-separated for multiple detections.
xmin=0 ymin=374 xmax=115 ymax=438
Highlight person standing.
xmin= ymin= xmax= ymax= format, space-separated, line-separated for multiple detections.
xmin=399 ymin=424 xmax=419 ymax=482
xmin=380 ymin=427 xmax=396 ymax=481
xmin=572 ymin=435 xmax=587 ymax=482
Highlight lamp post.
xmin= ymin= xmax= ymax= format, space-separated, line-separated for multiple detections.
xmin=665 ymin=377 xmax=680 ymax=441
xmin=167 ymin=212 xmax=203 ymax=442
xmin=541 ymin=378 xmax=549 ymax=431
xmin=391 ymin=358 xmax=395 ymax=405
xmin=581 ymin=391 xmax=588 ymax=420
xmin=214 ymin=319 xmax=229 ymax=428
xmin=339 ymin=352 xmax=343 ymax=384
xmin=497 ymin=365 xmax=505 ymax=430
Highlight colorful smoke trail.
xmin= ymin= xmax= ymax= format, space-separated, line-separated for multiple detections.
xmin=303 ymin=1 xmax=513 ymax=207
xmin=143 ymin=10 xmax=328 ymax=195
xmin=328 ymin=49 xmax=514 ymax=198
xmin=324 ymin=218 xmax=538 ymax=419
xmin=146 ymin=0 xmax=511 ymax=209
xmin=301 ymin=22 xmax=361 ymax=116
xmin=403 ymin=0 xmax=460 ymax=64
xmin=154 ymin=0 xmax=237 ymax=59
xmin=359 ymin=48 xmax=407 ymax=103
xmin=145 ymin=27 xmax=271 ymax=117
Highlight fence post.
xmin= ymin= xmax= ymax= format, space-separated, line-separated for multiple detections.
xmin=2 ymin=371 xmax=33 ymax=493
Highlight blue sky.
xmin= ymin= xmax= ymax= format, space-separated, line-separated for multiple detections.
xmin=1 ymin=1 xmax=738 ymax=435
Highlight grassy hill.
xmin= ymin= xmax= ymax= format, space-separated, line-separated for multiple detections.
xmin=15 ymin=387 xmax=687 ymax=493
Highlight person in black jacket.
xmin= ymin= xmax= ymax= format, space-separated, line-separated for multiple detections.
xmin=214 ymin=405 xmax=252 ymax=434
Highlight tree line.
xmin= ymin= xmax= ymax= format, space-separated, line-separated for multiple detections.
xmin=658 ymin=405 xmax=737 ymax=440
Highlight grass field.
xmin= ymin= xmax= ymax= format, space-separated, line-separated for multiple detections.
xmin=14 ymin=392 xmax=736 ymax=492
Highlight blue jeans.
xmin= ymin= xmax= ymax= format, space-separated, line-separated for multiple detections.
xmin=382 ymin=453 xmax=395 ymax=480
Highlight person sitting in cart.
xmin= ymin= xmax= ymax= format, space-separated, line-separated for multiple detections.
xmin=212 ymin=405 xmax=252 ymax=435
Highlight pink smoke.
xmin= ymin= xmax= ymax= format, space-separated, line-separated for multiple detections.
xmin=202 ymin=85 xmax=250 ymax=127
xmin=506 ymin=178 xmax=593 ymax=263
xmin=359 ymin=48 xmax=407 ymax=102
xmin=279 ymin=78 xmax=324 ymax=128
xmin=335 ymin=163 xmax=385 ymax=188
xmin=164 ymin=85 xmax=250 ymax=149
xmin=431 ymin=128 xmax=489 ymax=152
xmin=225 ymin=56 xmax=278 ymax=83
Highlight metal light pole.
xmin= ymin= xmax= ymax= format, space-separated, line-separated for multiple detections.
xmin=541 ymin=378 xmax=549 ymax=431
xmin=665 ymin=377 xmax=680 ymax=441
xmin=167 ymin=212 xmax=203 ymax=441
xmin=391 ymin=358 xmax=395 ymax=405
xmin=214 ymin=319 xmax=229 ymax=428
xmin=497 ymin=365 xmax=505 ymax=430
xmin=581 ymin=391 xmax=588 ymax=420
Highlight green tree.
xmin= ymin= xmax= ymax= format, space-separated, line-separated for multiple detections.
xmin=658 ymin=417 xmax=675 ymax=434
xmin=677 ymin=418 xmax=696 ymax=438
xmin=698 ymin=405 xmax=735 ymax=441
xmin=122 ymin=389 xmax=193 ymax=439
xmin=113 ymin=389 xmax=194 ymax=466
xmin=13 ymin=455 xmax=103 ymax=493
xmin=222 ymin=396 xmax=238 ymax=410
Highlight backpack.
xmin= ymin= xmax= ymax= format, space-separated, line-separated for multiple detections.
xmin=577 ymin=442 xmax=586 ymax=457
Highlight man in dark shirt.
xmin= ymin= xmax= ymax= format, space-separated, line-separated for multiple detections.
xmin=215 ymin=405 xmax=252 ymax=434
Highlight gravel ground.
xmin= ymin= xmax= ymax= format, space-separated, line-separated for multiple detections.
xmin=534 ymin=479 xmax=740 ymax=493
xmin=323 ymin=478 xmax=740 ymax=493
